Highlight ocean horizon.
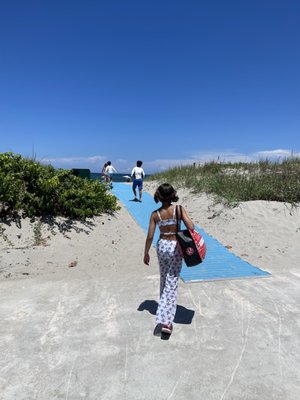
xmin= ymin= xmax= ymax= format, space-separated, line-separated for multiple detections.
xmin=91 ymin=172 xmax=152 ymax=182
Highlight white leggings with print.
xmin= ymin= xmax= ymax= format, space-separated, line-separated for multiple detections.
xmin=156 ymin=239 xmax=183 ymax=325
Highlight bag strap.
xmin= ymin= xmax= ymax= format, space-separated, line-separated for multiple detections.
xmin=176 ymin=205 xmax=182 ymax=232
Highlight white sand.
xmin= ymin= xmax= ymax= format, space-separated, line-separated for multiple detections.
xmin=143 ymin=182 xmax=300 ymax=276
xmin=1 ymin=182 xmax=299 ymax=280
xmin=0 ymin=205 xmax=147 ymax=281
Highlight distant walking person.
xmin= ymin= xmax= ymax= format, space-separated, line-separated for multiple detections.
xmin=101 ymin=162 xmax=108 ymax=182
xmin=131 ymin=160 xmax=145 ymax=202
xmin=105 ymin=161 xmax=117 ymax=185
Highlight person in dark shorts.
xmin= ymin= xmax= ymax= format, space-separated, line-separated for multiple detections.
xmin=131 ymin=160 xmax=145 ymax=202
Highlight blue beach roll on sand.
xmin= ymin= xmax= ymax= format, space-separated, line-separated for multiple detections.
xmin=111 ymin=182 xmax=271 ymax=282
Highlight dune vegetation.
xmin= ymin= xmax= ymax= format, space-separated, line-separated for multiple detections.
xmin=0 ymin=152 xmax=119 ymax=219
xmin=149 ymin=159 xmax=300 ymax=206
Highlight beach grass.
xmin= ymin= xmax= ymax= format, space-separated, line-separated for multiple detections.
xmin=149 ymin=158 xmax=300 ymax=205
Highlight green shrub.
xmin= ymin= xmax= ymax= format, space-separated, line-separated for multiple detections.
xmin=0 ymin=152 xmax=119 ymax=219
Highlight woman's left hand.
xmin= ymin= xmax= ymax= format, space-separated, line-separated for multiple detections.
xmin=143 ymin=254 xmax=150 ymax=265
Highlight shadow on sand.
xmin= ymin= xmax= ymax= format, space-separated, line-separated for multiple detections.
xmin=137 ymin=300 xmax=195 ymax=340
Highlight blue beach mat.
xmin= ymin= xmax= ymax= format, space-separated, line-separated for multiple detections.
xmin=112 ymin=183 xmax=271 ymax=282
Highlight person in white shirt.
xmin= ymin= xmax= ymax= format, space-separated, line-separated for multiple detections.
xmin=131 ymin=160 xmax=145 ymax=202
xmin=105 ymin=161 xmax=117 ymax=184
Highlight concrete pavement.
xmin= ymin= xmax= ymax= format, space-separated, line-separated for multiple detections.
xmin=1 ymin=262 xmax=299 ymax=399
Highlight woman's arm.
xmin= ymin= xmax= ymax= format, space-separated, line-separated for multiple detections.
xmin=181 ymin=206 xmax=194 ymax=230
xmin=143 ymin=212 xmax=157 ymax=265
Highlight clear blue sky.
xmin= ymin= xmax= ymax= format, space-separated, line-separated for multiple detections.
xmin=1 ymin=0 xmax=299 ymax=173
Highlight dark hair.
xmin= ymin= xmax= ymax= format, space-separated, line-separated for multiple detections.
xmin=136 ymin=160 xmax=143 ymax=167
xmin=154 ymin=183 xmax=179 ymax=203
xmin=107 ymin=161 xmax=111 ymax=165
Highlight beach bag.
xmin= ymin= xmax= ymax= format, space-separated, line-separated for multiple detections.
xmin=176 ymin=206 xmax=206 ymax=267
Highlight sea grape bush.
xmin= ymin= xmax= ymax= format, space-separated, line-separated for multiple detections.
xmin=0 ymin=152 xmax=119 ymax=219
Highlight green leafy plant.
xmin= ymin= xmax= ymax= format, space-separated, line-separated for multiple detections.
xmin=33 ymin=220 xmax=43 ymax=245
xmin=0 ymin=152 xmax=119 ymax=219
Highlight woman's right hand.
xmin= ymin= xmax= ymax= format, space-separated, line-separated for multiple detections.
xmin=143 ymin=253 xmax=150 ymax=265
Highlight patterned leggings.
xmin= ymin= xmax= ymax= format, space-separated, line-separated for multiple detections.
xmin=156 ymin=239 xmax=183 ymax=325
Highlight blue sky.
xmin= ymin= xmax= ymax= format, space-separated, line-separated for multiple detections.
xmin=1 ymin=0 xmax=299 ymax=173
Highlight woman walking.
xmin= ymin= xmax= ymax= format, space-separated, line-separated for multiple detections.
xmin=143 ymin=183 xmax=194 ymax=335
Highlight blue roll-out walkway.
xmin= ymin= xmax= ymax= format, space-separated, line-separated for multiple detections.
xmin=112 ymin=182 xmax=270 ymax=283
